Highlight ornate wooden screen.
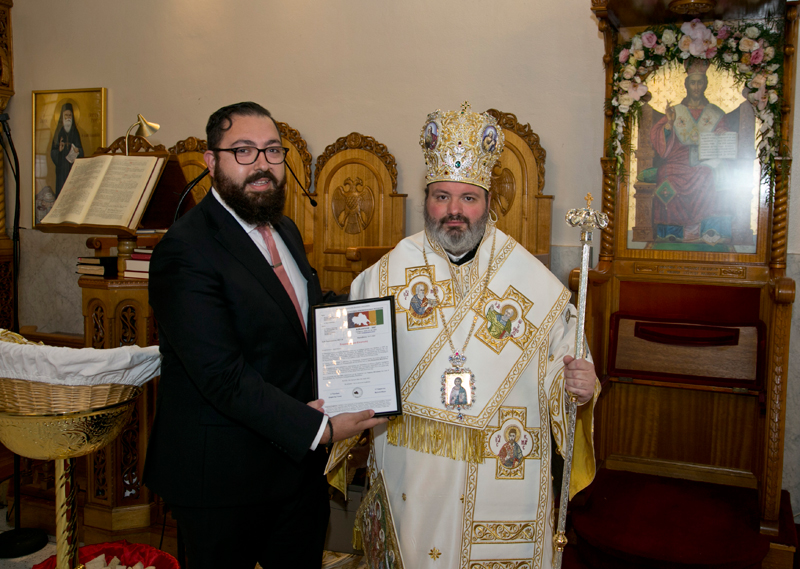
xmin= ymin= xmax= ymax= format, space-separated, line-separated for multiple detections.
xmin=581 ymin=0 xmax=798 ymax=541
xmin=313 ymin=133 xmax=405 ymax=293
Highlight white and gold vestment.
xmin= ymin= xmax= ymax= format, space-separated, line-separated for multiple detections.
xmin=348 ymin=227 xmax=598 ymax=569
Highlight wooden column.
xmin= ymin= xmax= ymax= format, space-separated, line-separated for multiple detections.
xmin=79 ymin=276 xmax=156 ymax=544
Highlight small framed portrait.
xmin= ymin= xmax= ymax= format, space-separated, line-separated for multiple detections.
xmin=32 ymin=88 xmax=106 ymax=226
xmin=423 ymin=121 xmax=438 ymax=150
xmin=481 ymin=125 xmax=498 ymax=153
xmin=443 ymin=370 xmax=473 ymax=408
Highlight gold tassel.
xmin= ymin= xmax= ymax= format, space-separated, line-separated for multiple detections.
xmin=387 ymin=414 xmax=485 ymax=463
xmin=352 ymin=519 xmax=363 ymax=550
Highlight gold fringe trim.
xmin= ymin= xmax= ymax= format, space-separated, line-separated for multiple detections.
xmin=387 ymin=414 xmax=485 ymax=463
xmin=352 ymin=519 xmax=363 ymax=550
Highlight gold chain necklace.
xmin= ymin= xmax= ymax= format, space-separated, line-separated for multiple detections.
xmin=421 ymin=226 xmax=497 ymax=420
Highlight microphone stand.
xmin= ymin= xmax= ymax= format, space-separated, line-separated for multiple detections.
xmin=0 ymin=112 xmax=49 ymax=558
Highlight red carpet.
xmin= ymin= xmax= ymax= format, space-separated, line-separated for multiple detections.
xmin=570 ymin=469 xmax=770 ymax=569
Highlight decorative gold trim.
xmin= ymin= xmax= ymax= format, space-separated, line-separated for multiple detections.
xmin=459 ymin=462 xmax=479 ymax=569
xmin=467 ymin=561 xmax=531 ymax=569
xmin=402 ymin=287 xmax=571 ymax=430
xmin=472 ymin=522 xmax=535 ymax=543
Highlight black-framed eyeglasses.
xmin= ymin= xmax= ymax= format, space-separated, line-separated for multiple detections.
xmin=212 ymin=146 xmax=290 ymax=165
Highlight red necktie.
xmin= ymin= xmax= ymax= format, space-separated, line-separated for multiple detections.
xmin=258 ymin=226 xmax=307 ymax=338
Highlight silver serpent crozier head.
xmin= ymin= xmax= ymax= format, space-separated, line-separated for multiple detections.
xmin=565 ymin=193 xmax=609 ymax=231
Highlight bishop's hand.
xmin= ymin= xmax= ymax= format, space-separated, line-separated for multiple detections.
xmin=563 ymin=355 xmax=596 ymax=405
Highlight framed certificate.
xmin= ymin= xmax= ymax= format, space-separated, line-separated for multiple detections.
xmin=311 ymin=296 xmax=401 ymax=418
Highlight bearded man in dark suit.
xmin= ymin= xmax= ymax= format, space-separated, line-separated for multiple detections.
xmin=144 ymin=102 xmax=385 ymax=569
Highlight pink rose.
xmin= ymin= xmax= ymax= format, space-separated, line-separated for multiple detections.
xmin=717 ymin=26 xmax=731 ymax=40
xmin=619 ymin=48 xmax=630 ymax=63
xmin=750 ymin=47 xmax=764 ymax=65
xmin=654 ymin=44 xmax=666 ymax=56
xmin=642 ymin=31 xmax=658 ymax=48
xmin=705 ymin=46 xmax=717 ymax=59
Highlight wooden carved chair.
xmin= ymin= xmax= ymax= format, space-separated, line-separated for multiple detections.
xmin=313 ymin=132 xmax=405 ymax=293
xmin=169 ymin=136 xmax=211 ymax=211
xmin=485 ymin=109 xmax=553 ymax=267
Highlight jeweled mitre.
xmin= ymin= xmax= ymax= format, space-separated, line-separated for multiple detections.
xmin=420 ymin=102 xmax=505 ymax=191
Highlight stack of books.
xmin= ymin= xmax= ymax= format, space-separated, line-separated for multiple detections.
xmin=124 ymin=247 xmax=153 ymax=280
xmin=77 ymin=256 xmax=118 ymax=278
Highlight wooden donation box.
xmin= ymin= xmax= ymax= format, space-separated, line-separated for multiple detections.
xmin=23 ymin=135 xmax=192 ymax=545
xmin=575 ymin=1 xmax=799 ymax=567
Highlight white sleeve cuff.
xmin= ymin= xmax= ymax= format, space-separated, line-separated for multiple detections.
xmin=310 ymin=414 xmax=329 ymax=450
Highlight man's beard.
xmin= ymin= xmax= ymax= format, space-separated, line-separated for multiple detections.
xmin=424 ymin=205 xmax=489 ymax=257
xmin=214 ymin=167 xmax=286 ymax=227
xmin=63 ymin=120 xmax=72 ymax=133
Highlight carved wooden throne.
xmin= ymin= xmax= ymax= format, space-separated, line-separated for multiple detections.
xmin=313 ymin=132 xmax=406 ymax=292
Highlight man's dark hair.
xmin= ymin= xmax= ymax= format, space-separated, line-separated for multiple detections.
xmin=206 ymin=102 xmax=275 ymax=149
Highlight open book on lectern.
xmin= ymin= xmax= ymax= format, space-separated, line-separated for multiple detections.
xmin=38 ymin=153 xmax=168 ymax=236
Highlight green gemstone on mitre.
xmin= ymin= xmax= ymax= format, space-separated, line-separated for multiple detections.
xmin=455 ymin=161 xmax=461 ymax=168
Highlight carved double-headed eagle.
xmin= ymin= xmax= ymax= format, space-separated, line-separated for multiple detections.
xmin=331 ymin=177 xmax=375 ymax=234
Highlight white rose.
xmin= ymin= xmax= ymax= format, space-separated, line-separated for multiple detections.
xmin=713 ymin=20 xmax=724 ymax=31
xmin=681 ymin=51 xmax=691 ymax=59
xmin=739 ymin=37 xmax=758 ymax=52
xmin=738 ymin=62 xmax=752 ymax=74
xmin=632 ymin=36 xmax=643 ymax=51
xmin=619 ymin=93 xmax=634 ymax=108
xmin=768 ymin=63 xmax=780 ymax=72
xmin=733 ymin=53 xmax=739 ymax=61
xmin=679 ymin=35 xmax=693 ymax=52
xmin=619 ymin=80 xmax=632 ymax=91
xmin=634 ymin=49 xmax=645 ymax=61
xmin=662 ymin=29 xmax=676 ymax=45
xmin=723 ymin=53 xmax=733 ymax=63
xmin=622 ymin=64 xmax=637 ymax=79
xmin=769 ymin=91 xmax=779 ymax=104
xmin=766 ymin=73 xmax=779 ymax=86
xmin=728 ymin=38 xmax=737 ymax=49
xmin=749 ymin=73 xmax=766 ymax=89
xmin=745 ymin=26 xmax=760 ymax=39
xmin=764 ymin=46 xmax=775 ymax=61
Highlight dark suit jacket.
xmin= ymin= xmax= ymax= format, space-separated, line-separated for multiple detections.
xmin=144 ymin=192 xmax=328 ymax=508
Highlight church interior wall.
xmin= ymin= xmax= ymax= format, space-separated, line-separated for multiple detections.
xmin=5 ymin=0 xmax=800 ymax=517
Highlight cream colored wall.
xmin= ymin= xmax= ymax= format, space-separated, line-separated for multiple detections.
xmin=6 ymin=0 xmax=606 ymax=243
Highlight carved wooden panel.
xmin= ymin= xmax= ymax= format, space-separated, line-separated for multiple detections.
xmin=170 ymin=136 xmax=211 ymax=208
xmin=313 ymin=133 xmax=405 ymax=292
xmin=485 ymin=109 xmax=553 ymax=266
xmin=277 ymin=121 xmax=314 ymax=247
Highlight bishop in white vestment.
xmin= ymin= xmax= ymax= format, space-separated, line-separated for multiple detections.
xmin=334 ymin=104 xmax=599 ymax=569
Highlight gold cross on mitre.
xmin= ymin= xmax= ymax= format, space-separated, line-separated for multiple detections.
xmin=585 ymin=193 xmax=594 ymax=208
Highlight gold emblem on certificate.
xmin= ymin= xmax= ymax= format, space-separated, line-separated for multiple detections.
xmin=441 ymin=351 xmax=475 ymax=420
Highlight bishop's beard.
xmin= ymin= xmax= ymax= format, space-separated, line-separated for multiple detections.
xmin=214 ymin=168 xmax=286 ymax=227
xmin=423 ymin=206 xmax=489 ymax=257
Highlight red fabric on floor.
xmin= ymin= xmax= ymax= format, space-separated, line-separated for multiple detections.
xmin=32 ymin=539 xmax=179 ymax=569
